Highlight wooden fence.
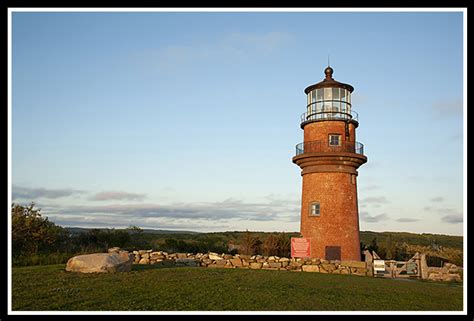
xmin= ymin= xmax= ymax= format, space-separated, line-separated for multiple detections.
xmin=364 ymin=250 xmax=427 ymax=279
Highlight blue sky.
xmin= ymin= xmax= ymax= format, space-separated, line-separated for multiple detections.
xmin=10 ymin=9 xmax=465 ymax=235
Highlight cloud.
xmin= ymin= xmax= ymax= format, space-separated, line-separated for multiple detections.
xmin=360 ymin=184 xmax=381 ymax=191
xmin=89 ymin=191 xmax=147 ymax=202
xmin=430 ymin=196 xmax=444 ymax=202
xmin=360 ymin=211 xmax=389 ymax=223
xmin=360 ymin=196 xmax=390 ymax=204
xmin=222 ymin=31 xmax=292 ymax=54
xmin=40 ymin=195 xmax=300 ymax=230
xmin=422 ymin=206 xmax=463 ymax=224
xmin=396 ymin=217 xmax=419 ymax=223
xmin=441 ymin=214 xmax=463 ymax=224
xmin=12 ymin=185 xmax=85 ymax=200
xmin=147 ymin=31 xmax=292 ymax=72
xmin=432 ymin=99 xmax=463 ymax=117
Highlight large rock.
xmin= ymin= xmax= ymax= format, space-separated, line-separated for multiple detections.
xmin=209 ymin=253 xmax=224 ymax=260
xmin=138 ymin=257 xmax=150 ymax=264
xmin=175 ymin=258 xmax=198 ymax=267
xmin=249 ymin=262 xmax=263 ymax=269
xmin=302 ymin=265 xmax=319 ymax=272
xmin=66 ymin=252 xmax=133 ymax=273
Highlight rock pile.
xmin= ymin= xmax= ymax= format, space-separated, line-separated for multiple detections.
xmin=427 ymin=262 xmax=462 ymax=282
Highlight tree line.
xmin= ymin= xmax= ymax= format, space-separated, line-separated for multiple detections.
xmin=11 ymin=203 xmax=461 ymax=266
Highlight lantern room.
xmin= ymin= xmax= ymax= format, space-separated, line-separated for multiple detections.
xmin=302 ymin=67 xmax=357 ymax=126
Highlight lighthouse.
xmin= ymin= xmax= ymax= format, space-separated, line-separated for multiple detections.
xmin=292 ymin=66 xmax=367 ymax=261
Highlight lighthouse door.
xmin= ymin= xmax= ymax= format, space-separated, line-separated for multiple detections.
xmin=325 ymin=246 xmax=341 ymax=261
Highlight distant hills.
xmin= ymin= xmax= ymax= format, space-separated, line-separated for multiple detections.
xmin=64 ymin=226 xmax=462 ymax=250
xmin=65 ymin=227 xmax=200 ymax=235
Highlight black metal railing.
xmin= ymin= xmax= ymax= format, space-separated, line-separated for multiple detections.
xmin=300 ymin=108 xmax=358 ymax=125
xmin=295 ymin=140 xmax=364 ymax=156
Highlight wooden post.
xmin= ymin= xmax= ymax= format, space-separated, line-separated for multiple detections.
xmin=364 ymin=250 xmax=373 ymax=277
xmin=420 ymin=253 xmax=429 ymax=280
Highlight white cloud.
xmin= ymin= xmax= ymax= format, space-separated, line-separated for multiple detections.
xmin=12 ymin=185 xmax=85 ymax=200
xmin=143 ymin=31 xmax=293 ymax=72
xmin=360 ymin=211 xmax=389 ymax=223
xmin=89 ymin=191 xmax=147 ymax=201
xmin=431 ymin=99 xmax=463 ymax=117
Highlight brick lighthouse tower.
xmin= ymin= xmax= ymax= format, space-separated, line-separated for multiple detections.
xmin=292 ymin=66 xmax=367 ymax=261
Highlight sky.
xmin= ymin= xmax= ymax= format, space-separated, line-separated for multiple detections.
xmin=10 ymin=9 xmax=465 ymax=236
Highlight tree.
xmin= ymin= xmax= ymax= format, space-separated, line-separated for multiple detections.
xmin=263 ymin=233 xmax=279 ymax=256
xmin=239 ymin=230 xmax=262 ymax=256
xmin=126 ymin=225 xmax=143 ymax=234
xmin=11 ymin=203 xmax=68 ymax=256
xmin=365 ymin=237 xmax=385 ymax=257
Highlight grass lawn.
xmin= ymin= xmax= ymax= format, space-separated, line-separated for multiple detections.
xmin=11 ymin=264 xmax=463 ymax=311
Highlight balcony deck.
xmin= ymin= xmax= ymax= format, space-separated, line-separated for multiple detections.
xmin=295 ymin=140 xmax=364 ymax=156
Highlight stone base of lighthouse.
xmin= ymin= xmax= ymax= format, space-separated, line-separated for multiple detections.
xmin=293 ymin=153 xmax=367 ymax=261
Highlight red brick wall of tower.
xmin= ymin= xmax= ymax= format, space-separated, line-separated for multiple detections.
xmin=299 ymin=171 xmax=361 ymax=261
xmin=299 ymin=120 xmax=362 ymax=261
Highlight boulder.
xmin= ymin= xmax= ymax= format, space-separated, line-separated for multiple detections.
xmin=175 ymin=258 xmax=198 ymax=267
xmin=230 ymin=258 xmax=243 ymax=267
xmin=249 ymin=262 xmax=263 ymax=269
xmin=311 ymin=258 xmax=321 ymax=265
xmin=269 ymin=262 xmax=282 ymax=269
xmin=444 ymin=273 xmax=461 ymax=282
xmin=321 ymin=263 xmax=336 ymax=272
xmin=138 ymin=257 xmax=150 ymax=265
xmin=209 ymin=253 xmax=224 ymax=260
xmin=108 ymin=247 xmax=121 ymax=254
xmin=291 ymin=261 xmax=304 ymax=267
xmin=302 ymin=265 xmax=319 ymax=273
xmin=66 ymin=252 xmax=133 ymax=273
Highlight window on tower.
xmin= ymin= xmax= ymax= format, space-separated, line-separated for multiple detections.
xmin=329 ymin=134 xmax=341 ymax=146
xmin=309 ymin=202 xmax=320 ymax=216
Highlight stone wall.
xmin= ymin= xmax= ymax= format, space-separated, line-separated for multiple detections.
xmin=426 ymin=263 xmax=463 ymax=282
xmin=127 ymin=249 xmax=369 ymax=276
xmin=107 ymin=248 xmax=462 ymax=282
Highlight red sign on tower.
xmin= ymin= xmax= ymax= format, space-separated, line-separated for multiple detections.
xmin=291 ymin=237 xmax=311 ymax=258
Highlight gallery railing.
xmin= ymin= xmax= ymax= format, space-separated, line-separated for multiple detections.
xmin=295 ymin=140 xmax=364 ymax=156
xmin=300 ymin=108 xmax=358 ymax=126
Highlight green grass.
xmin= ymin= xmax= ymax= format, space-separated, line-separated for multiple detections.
xmin=12 ymin=264 xmax=463 ymax=311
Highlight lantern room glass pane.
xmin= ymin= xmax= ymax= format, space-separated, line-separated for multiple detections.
xmin=312 ymin=90 xmax=317 ymax=103
xmin=316 ymin=88 xmax=324 ymax=101
xmin=340 ymin=89 xmax=347 ymax=102
xmin=332 ymin=88 xmax=340 ymax=100
xmin=324 ymin=87 xmax=332 ymax=100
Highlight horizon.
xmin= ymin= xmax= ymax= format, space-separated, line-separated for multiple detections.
xmin=54 ymin=223 xmax=463 ymax=238
xmin=10 ymin=9 xmax=465 ymax=237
